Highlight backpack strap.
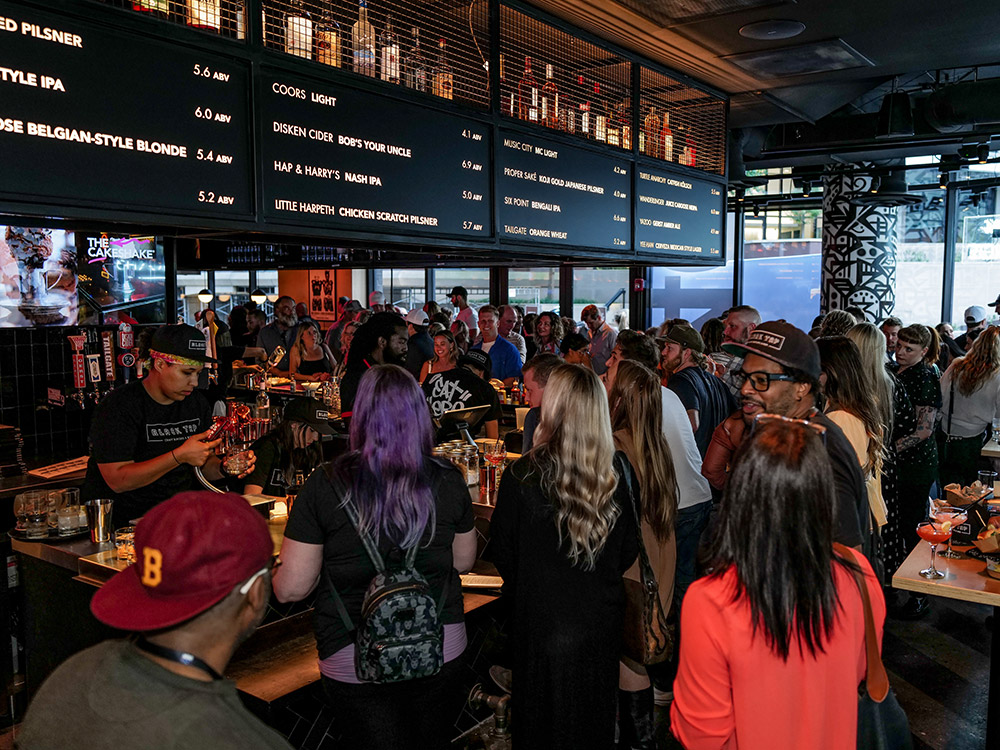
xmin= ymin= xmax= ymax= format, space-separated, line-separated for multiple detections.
xmin=329 ymin=470 xmax=386 ymax=573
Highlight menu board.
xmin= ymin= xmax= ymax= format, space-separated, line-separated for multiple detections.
xmin=259 ymin=71 xmax=492 ymax=238
xmin=497 ymin=131 xmax=630 ymax=251
xmin=634 ymin=168 xmax=724 ymax=259
xmin=0 ymin=2 xmax=253 ymax=218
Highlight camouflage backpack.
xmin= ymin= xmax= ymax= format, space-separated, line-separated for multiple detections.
xmin=325 ymin=481 xmax=444 ymax=684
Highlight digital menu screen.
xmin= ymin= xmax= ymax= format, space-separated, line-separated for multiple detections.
xmin=634 ymin=168 xmax=724 ymax=259
xmin=497 ymin=130 xmax=630 ymax=251
xmin=0 ymin=1 xmax=253 ymax=218
xmin=259 ymin=71 xmax=492 ymax=238
xmin=0 ymin=226 xmax=77 ymax=327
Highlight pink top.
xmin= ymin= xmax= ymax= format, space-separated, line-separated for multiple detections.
xmin=319 ymin=622 xmax=467 ymax=684
xmin=671 ymin=551 xmax=884 ymax=750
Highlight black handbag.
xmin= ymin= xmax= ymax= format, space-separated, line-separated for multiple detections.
xmin=834 ymin=543 xmax=913 ymax=750
xmin=617 ymin=454 xmax=675 ymax=666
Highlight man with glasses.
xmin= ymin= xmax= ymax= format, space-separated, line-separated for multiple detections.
xmin=18 ymin=491 xmax=292 ymax=750
xmin=580 ymin=304 xmax=618 ymax=376
xmin=722 ymin=321 xmax=867 ymax=553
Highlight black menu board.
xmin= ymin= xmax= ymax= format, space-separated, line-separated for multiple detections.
xmin=634 ymin=168 xmax=724 ymax=259
xmin=259 ymin=71 xmax=492 ymax=238
xmin=497 ymin=130 xmax=630 ymax=251
xmin=0 ymin=2 xmax=253 ymax=218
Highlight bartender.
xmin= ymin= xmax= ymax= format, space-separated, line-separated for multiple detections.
xmin=82 ymin=324 xmax=255 ymax=523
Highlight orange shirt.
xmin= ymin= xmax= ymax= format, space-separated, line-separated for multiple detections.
xmin=670 ymin=552 xmax=884 ymax=750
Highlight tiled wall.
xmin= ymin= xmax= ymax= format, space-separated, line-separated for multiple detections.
xmin=0 ymin=328 xmax=92 ymax=464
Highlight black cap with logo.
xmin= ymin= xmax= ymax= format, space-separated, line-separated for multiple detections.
xmin=150 ymin=324 xmax=217 ymax=363
xmin=281 ymin=397 xmax=336 ymax=435
xmin=449 ymin=286 xmax=468 ymax=299
xmin=459 ymin=349 xmax=492 ymax=379
xmin=721 ymin=321 xmax=821 ymax=380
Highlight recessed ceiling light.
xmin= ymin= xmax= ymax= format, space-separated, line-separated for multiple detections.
xmin=739 ymin=19 xmax=806 ymax=41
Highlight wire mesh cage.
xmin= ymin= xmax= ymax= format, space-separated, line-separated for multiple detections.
xmin=499 ymin=5 xmax=632 ymax=151
xmin=262 ymin=0 xmax=490 ymax=110
xmin=638 ymin=66 xmax=726 ymax=175
xmin=96 ymin=0 xmax=248 ymax=39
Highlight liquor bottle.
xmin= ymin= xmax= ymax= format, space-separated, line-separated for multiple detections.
xmin=432 ymin=38 xmax=454 ymax=99
xmin=255 ymin=379 xmax=271 ymax=421
xmin=186 ymin=0 xmax=221 ymax=30
xmin=379 ymin=14 xmax=400 ymax=83
xmin=577 ymin=75 xmax=590 ymax=137
xmin=642 ymin=106 xmax=660 ymax=158
xmin=661 ymin=111 xmax=674 ymax=162
xmin=518 ymin=57 xmax=539 ymax=122
xmin=220 ymin=0 xmax=245 ymax=38
xmin=562 ymin=73 xmax=576 ymax=133
xmin=606 ymin=94 xmax=621 ymax=147
xmin=403 ymin=27 xmax=427 ymax=91
xmin=592 ymin=82 xmax=607 ymax=142
xmin=316 ymin=2 xmax=342 ymax=67
xmin=683 ymin=134 xmax=697 ymax=167
xmin=619 ymin=97 xmax=632 ymax=150
xmin=284 ymin=0 xmax=313 ymax=59
xmin=132 ymin=0 xmax=169 ymax=18
xmin=352 ymin=0 xmax=376 ymax=77
xmin=541 ymin=64 xmax=559 ymax=128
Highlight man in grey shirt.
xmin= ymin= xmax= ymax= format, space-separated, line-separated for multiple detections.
xmin=17 ymin=491 xmax=292 ymax=750
xmin=581 ymin=304 xmax=618 ymax=376
xmin=256 ymin=295 xmax=298 ymax=375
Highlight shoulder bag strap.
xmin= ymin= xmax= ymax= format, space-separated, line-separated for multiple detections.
xmin=616 ymin=454 xmax=658 ymax=597
xmin=833 ymin=543 xmax=888 ymax=702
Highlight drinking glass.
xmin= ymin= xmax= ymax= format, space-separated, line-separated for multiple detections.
xmin=222 ymin=442 xmax=253 ymax=476
xmin=992 ymin=417 xmax=1000 ymax=444
xmin=916 ymin=521 xmax=952 ymax=580
xmin=14 ymin=491 xmax=45 ymax=532
xmin=933 ymin=505 xmax=968 ymax=559
xmin=114 ymin=526 xmax=136 ymax=564
xmin=979 ymin=470 xmax=998 ymax=497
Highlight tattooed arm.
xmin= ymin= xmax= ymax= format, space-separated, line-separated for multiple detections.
xmin=896 ymin=405 xmax=937 ymax=454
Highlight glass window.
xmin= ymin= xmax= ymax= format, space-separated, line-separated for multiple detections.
xmin=177 ymin=271 xmax=208 ymax=325
xmin=509 ymin=267 xmax=559 ymax=314
xmin=213 ymin=271 xmax=251 ymax=323
xmin=433 ymin=268 xmax=490 ymax=307
xmin=373 ymin=269 xmax=426 ymax=311
xmin=951 ymin=185 xmax=1000 ymax=331
xmin=895 ymin=190 xmax=946 ymax=326
xmin=255 ymin=270 xmax=279 ymax=319
xmin=573 ymin=268 xmax=629 ymax=330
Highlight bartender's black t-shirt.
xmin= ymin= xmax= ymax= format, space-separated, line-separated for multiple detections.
xmin=83 ymin=380 xmax=211 ymax=522
xmin=423 ymin=367 xmax=501 ymax=438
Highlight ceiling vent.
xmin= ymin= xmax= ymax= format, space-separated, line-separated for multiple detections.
xmin=722 ymin=38 xmax=874 ymax=79
xmin=611 ymin=0 xmax=787 ymax=28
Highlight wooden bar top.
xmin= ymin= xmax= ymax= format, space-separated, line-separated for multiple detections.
xmin=892 ymin=543 xmax=1000 ymax=607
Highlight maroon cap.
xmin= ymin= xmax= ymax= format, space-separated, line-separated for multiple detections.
xmin=91 ymin=492 xmax=273 ymax=632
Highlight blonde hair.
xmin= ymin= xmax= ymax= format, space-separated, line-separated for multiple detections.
xmin=532 ymin=365 xmax=620 ymax=570
xmin=952 ymin=326 xmax=1000 ymax=397
xmin=847 ymin=322 xmax=895 ymax=434
xmin=609 ymin=361 xmax=678 ymax=542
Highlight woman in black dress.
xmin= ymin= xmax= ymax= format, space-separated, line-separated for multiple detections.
xmin=491 ymin=364 xmax=639 ymax=749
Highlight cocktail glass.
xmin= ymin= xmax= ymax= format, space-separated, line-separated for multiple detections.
xmin=917 ymin=521 xmax=952 ymax=580
xmin=933 ymin=505 xmax=968 ymax=559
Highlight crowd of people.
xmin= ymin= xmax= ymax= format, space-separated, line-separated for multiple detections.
xmin=27 ymin=286 xmax=1000 ymax=749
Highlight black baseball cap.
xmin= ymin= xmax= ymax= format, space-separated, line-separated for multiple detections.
xmin=449 ymin=286 xmax=468 ymax=298
xmin=459 ymin=349 xmax=492 ymax=379
xmin=150 ymin=324 xmax=217 ymax=363
xmin=988 ymin=294 xmax=1000 ymax=307
xmin=665 ymin=325 xmax=705 ymax=353
xmin=721 ymin=321 xmax=821 ymax=380
xmin=344 ymin=300 xmax=364 ymax=312
xmin=282 ymin=397 xmax=336 ymax=435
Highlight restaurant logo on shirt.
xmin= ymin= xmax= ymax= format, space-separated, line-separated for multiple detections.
xmin=146 ymin=418 xmax=201 ymax=442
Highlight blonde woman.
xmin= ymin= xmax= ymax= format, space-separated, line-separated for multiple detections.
xmin=609 ymin=360 xmax=679 ymax=749
xmin=418 ymin=330 xmax=459 ymax=385
xmin=289 ymin=322 xmax=336 ymax=382
xmin=491 ymin=365 xmax=639 ymax=750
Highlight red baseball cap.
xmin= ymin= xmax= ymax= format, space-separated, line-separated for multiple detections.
xmin=91 ymin=491 xmax=273 ymax=632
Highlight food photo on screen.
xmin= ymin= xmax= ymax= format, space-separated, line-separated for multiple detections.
xmin=0 ymin=226 xmax=78 ymax=327
xmin=77 ymin=234 xmax=166 ymax=325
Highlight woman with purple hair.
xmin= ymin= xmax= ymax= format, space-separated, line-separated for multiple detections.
xmin=273 ymin=364 xmax=477 ymax=749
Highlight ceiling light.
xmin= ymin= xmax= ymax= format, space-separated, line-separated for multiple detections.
xmin=752 ymin=204 xmax=760 ymax=217
xmin=267 ymin=294 xmax=279 ymax=303
xmin=736 ymin=188 xmax=746 ymax=203
xmin=216 ymin=294 xmax=231 ymax=302
xmin=196 ymin=288 xmax=213 ymax=304
xmin=738 ymin=19 xmax=806 ymax=41
xmin=802 ymin=181 xmax=812 ymax=197
xmin=939 ymin=171 xmax=949 ymax=189
xmin=875 ymin=92 xmax=913 ymax=139
xmin=978 ymin=144 xmax=990 ymax=163
xmin=869 ymin=176 xmax=881 ymax=193
xmin=250 ymin=288 xmax=267 ymax=304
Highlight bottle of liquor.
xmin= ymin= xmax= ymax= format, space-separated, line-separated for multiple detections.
xmin=518 ymin=57 xmax=539 ymax=122
xmin=661 ymin=111 xmax=674 ymax=162
xmin=186 ymin=0 xmax=221 ymax=30
xmin=432 ymin=38 xmax=454 ymax=100
xmin=682 ymin=134 xmax=697 ymax=167
xmin=132 ymin=0 xmax=169 ymax=19
xmin=316 ymin=2 xmax=342 ymax=67
xmin=606 ymin=94 xmax=621 ymax=147
xmin=592 ymin=82 xmax=607 ymax=142
xmin=352 ymin=0 xmax=376 ymax=77
xmin=255 ymin=379 xmax=271 ymax=422
xmin=642 ymin=106 xmax=660 ymax=158
xmin=284 ymin=0 xmax=313 ymax=59
xmin=220 ymin=0 xmax=245 ymax=38
xmin=619 ymin=97 xmax=632 ymax=150
xmin=403 ymin=27 xmax=427 ymax=91
xmin=541 ymin=64 xmax=559 ymax=128
xmin=577 ymin=75 xmax=590 ymax=137
xmin=379 ymin=14 xmax=400 ymax=83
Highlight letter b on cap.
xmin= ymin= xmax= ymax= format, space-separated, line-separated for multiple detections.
xmin=142 ymin=548 xmax=163 ymax=587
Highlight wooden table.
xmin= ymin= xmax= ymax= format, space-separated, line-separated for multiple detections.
xmin=893 ymin=543 xmax=1000 ymax=747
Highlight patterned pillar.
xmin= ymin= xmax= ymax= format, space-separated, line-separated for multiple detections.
xmin=821 ymin=174 xmax=898 ymax=321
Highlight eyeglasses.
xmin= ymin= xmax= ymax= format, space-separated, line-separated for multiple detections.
xmin=734 ymin=369 xmax=798 ymax=392
xmin=750 ymin=413 xmax=827 ymax=443
xmin=238 ymin=557 xmax=281 ymax=596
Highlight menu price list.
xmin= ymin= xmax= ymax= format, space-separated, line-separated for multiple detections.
xmin=496 ymin=131 xmax=631 ymax=252
xmin=260 ymin=73 xmax=491 ymax=238
xmin=0 ymin=2 xmax=252 ymax=218
xmin=634 ymin=168 xmax=724 ymax=259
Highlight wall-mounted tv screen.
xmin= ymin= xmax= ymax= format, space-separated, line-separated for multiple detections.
xmin=77 ymin=234 xmax=167 ymax=325
xmin=0 ymin=226 xmax=78 ymax=327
